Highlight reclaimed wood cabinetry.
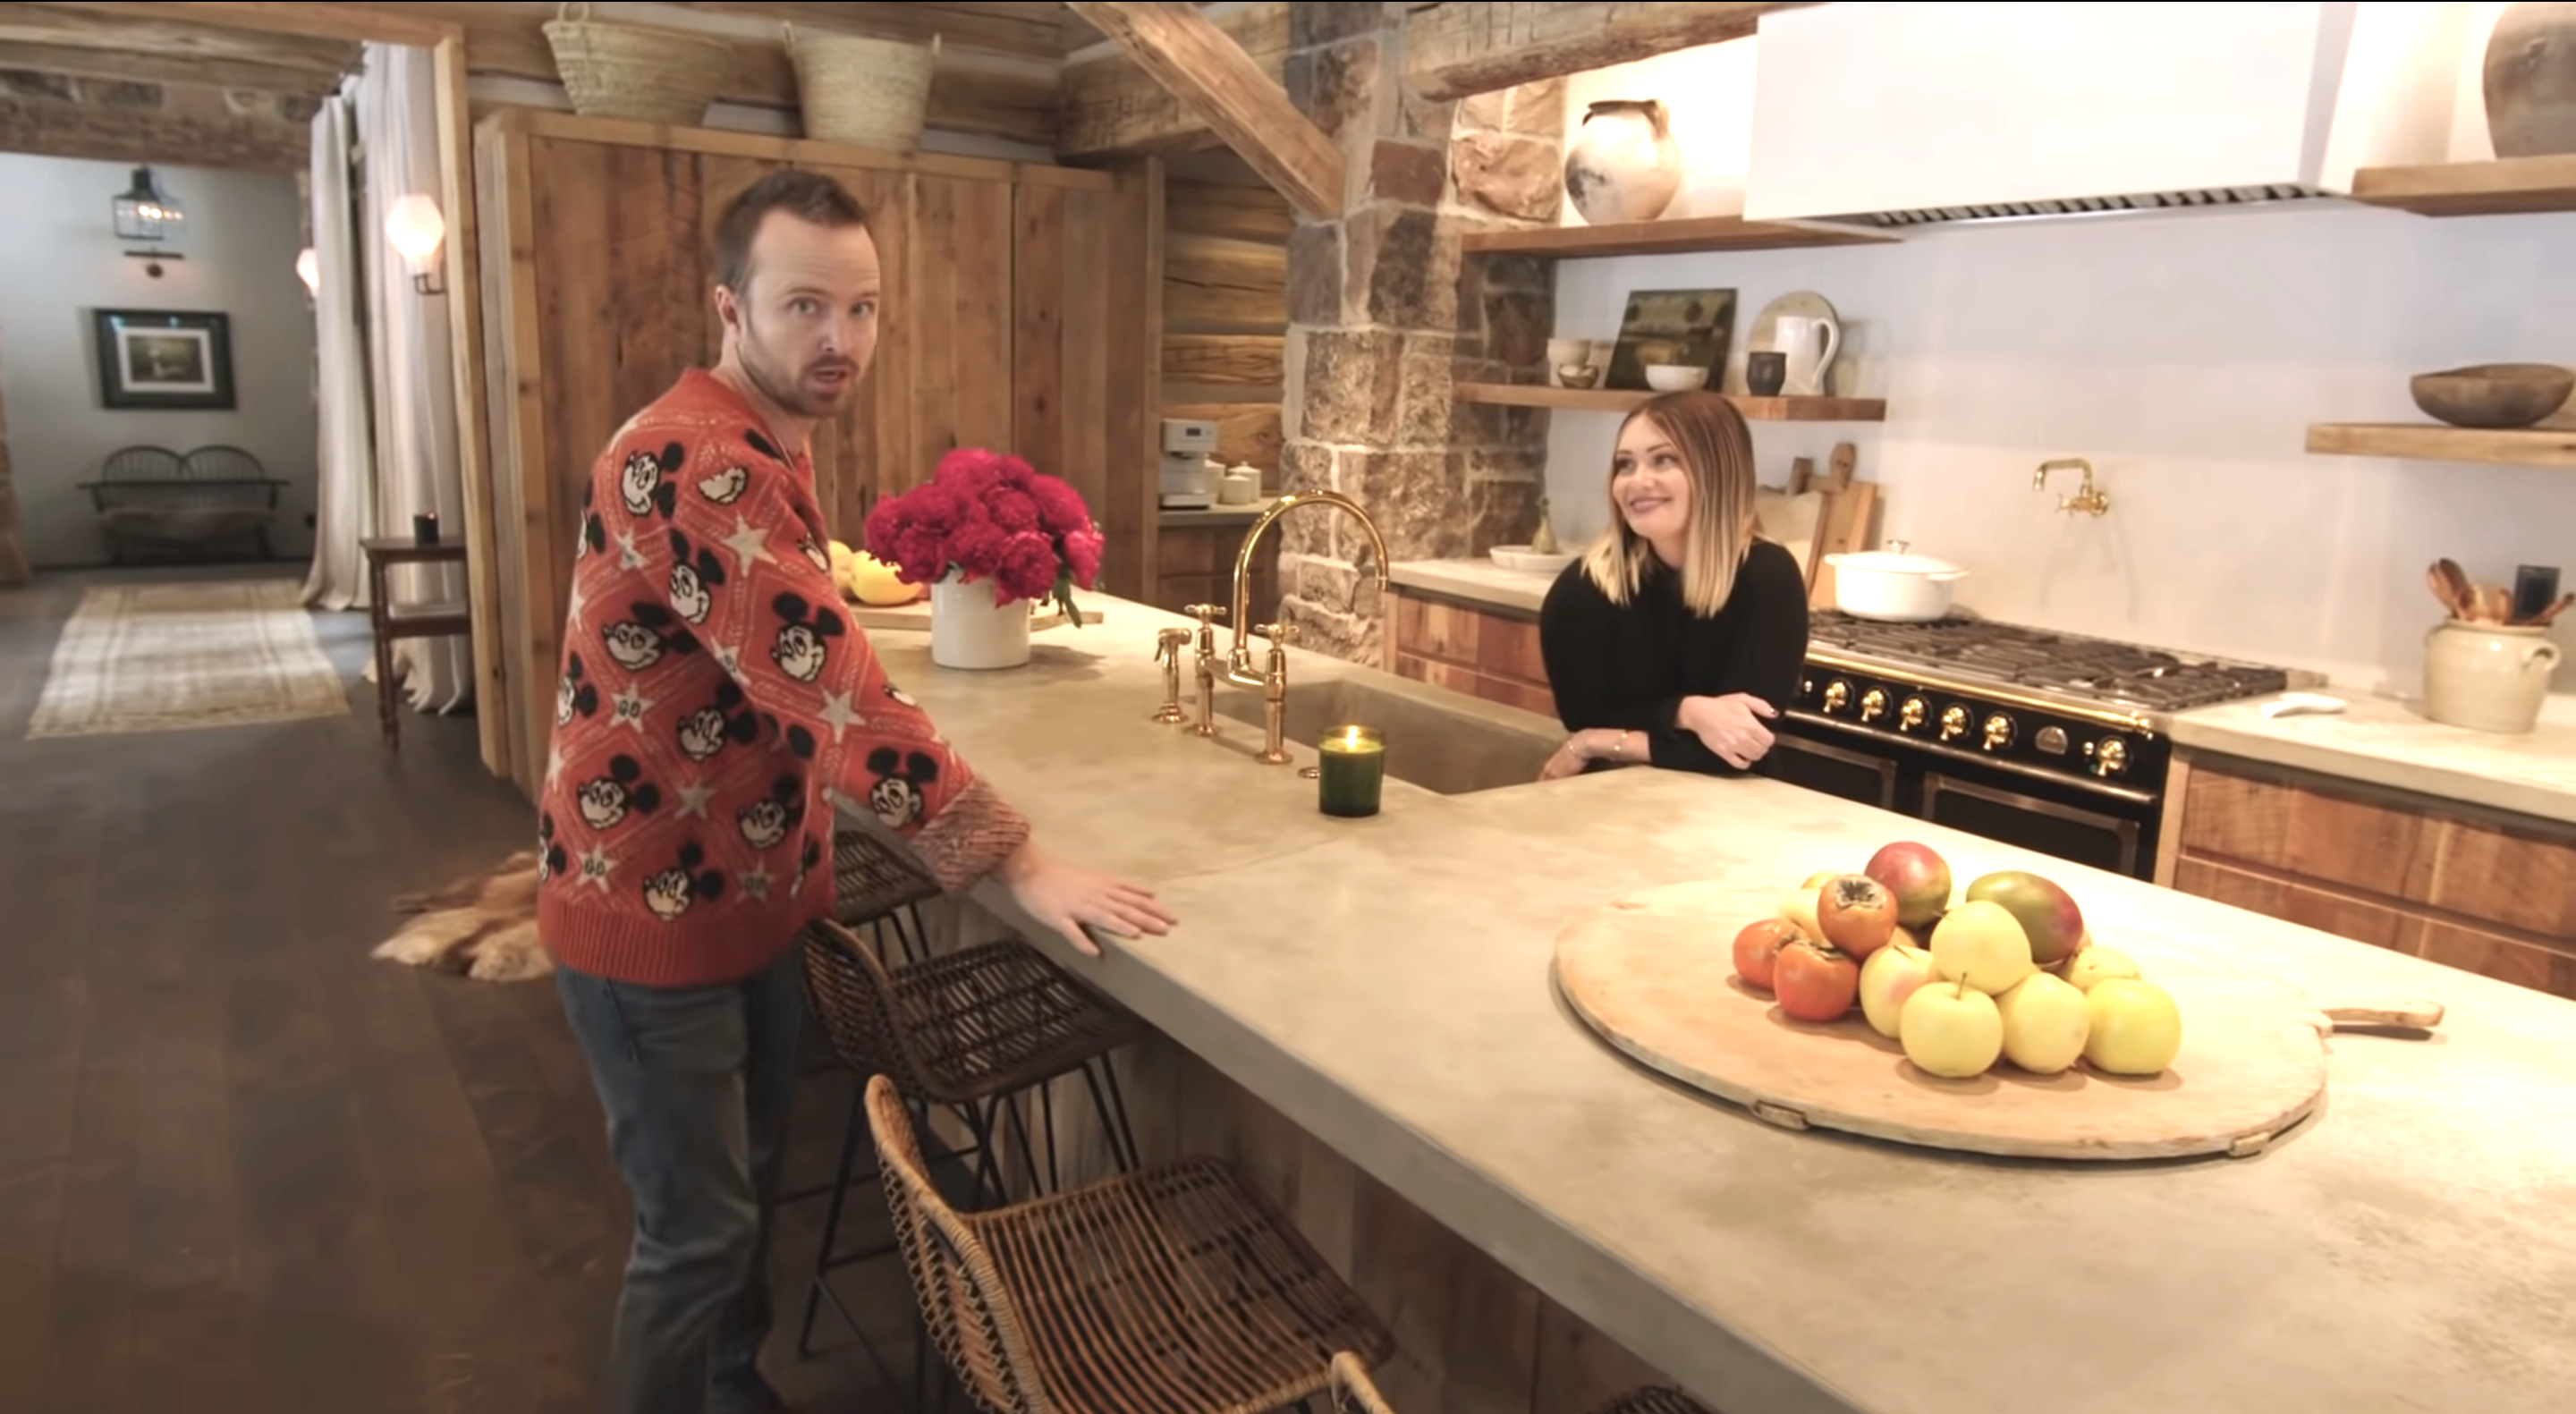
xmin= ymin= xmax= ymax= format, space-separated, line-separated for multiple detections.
xmin=1389 ymin=588 xmax=1557 ymax=719
xmin=2158 ymin=751 xmax=2576 ymax=1000
xmin=472 ymin=110 xmax=1156 ymax=799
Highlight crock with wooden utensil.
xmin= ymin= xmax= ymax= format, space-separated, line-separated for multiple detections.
xmin=2422 ymin=557 xmax=2566 ymax=733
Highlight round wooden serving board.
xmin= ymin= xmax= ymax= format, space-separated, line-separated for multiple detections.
xmin=1553 ymin=879 xmax=2443 ymax=1163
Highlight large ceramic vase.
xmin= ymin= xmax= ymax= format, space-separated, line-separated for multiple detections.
xmin=2420 ymin=622 xmax=2560 ymax=734
xmin=2486 ymin=2 xmax=2576 ymax=157
xmin=1563 ymin=99 xmax=1682 ymax=224
xmin=930 ymin=572 xmax=1030 ymax=670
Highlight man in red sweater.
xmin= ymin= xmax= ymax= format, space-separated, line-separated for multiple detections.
xmin=537 ymin=168 xmax=1174 ymax=1414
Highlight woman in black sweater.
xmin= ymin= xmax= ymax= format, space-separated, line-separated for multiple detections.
xmin=1537 ymin=390 xmax=1809 ymax=779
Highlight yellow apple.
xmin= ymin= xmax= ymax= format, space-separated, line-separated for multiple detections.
xmin=1801 ymin=870 xmax=1840 ymax=888
xmin=1995 ymin=972 xmax=2091 ymax=1075
xmin=1898 ymin=978 xmax=2003 ymax=1079
xmin=843 ymin=549 xmax=922 ymax=606
xmin=1928 ymin=900 xmax=2036 ymax=995
xmin=1776 ymin=886 xmax=1824 ymax=943
xmin=2063 ymin=945 xmax=2142 ymax=993
xmin=1858 ymin=939 xmax=1939 ymax=1039
xmin=2083 ymin=978 xmax=2183 ymax=1077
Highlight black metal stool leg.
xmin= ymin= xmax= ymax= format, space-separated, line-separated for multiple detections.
xmin=999 ymin=1089 xmax=1046 ymax=1200
xmin=795 ymin=1080 xmax=871 ymax=1359
xmin=1079 ymin=1055 xmax=1141 ymax=1173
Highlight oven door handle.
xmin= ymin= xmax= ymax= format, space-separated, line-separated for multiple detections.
xmin=1784 ymin=710 xmax=2158 ymax=807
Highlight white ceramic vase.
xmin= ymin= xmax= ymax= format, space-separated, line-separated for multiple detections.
xmin=1563 ymin=99 xmax=1682 ymax=224
xmin=2420 ymin=622 xmax=2560 ymax=733
xmin=930 ymin=572 xmax=1030 ymax=670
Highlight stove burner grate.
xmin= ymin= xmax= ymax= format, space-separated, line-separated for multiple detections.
xmin=1809 ymin=612 xmax=2292 ymax=712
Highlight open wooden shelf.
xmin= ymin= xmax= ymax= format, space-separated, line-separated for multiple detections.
xmin=2346 ymin=156 xmax=2576 ymax=217
xmin=1459 ymin=215 xmax=1901 ymax=258
xmin=2305 ymin=421 xmax=2576 ymax=469
xmin=1458 ymin=382 xmax=1887 ymax=421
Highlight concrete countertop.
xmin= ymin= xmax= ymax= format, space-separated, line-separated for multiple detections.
xmin=869 ymin=593 xmax=2576 ymax=1414
xmin=1388 ymin=556 xmax=1561 ymax=615
xmin=2172 ymin=689 xmax=2576 ymax=827
xmin=1158 ymin=496 xmax=1277 ymax=529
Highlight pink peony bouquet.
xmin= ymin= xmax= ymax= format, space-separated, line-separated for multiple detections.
xmin=862 ymin=447 xmax=1104 ymax=626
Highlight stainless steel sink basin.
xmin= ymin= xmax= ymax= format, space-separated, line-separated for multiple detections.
xmin=1213 ymin=673 xmax=1563 ymax=795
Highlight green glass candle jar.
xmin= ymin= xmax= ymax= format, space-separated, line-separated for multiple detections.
xmin=1317 ymin=724 xmax=1385 ymax=817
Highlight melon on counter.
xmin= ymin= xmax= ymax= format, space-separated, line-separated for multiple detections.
xmin=829 ymin=539 xmax=920 ymax=605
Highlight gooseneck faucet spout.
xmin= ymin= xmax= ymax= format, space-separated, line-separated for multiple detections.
xmin=1222 ymin=490 xmax=1390 ymax=689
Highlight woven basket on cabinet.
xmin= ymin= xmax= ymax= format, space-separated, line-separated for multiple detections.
xmin=542 ymin=1 xmax=736 ymax=128
xmin=786 ymin=22 xmax=939 ymax=152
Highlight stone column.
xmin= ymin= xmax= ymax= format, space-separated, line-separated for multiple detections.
xmin=1274 ymin=4 xmax=1564 ymax=665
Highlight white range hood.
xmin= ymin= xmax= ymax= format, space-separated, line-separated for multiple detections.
xmin=1741 ymin=1 xmax=2466 ymax=229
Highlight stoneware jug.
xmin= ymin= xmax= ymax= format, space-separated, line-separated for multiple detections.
xmin=2420 ymin=621 xmax=2560 ymax=733
xmin=1563 ymin=100 xmax=1682 ymax=224
xmin=1774 ymin=313 xmax=1841 ymax=397
xmin=2486 ymin=2 xmax=2576 ymax=157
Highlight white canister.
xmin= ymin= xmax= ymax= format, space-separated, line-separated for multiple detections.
xmin=930 ymin=572 xmax=1032 ymax=670
xmin=1218 ymin=464 xmax=1260 ymax=505
xmin=2420 ymin=621 xmax=2560 ymax=733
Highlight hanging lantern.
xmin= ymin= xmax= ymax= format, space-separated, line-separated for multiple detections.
xmin=385 ymin=193 xmax=446 ymax=294
xmin=112 ymin=166 xmax=184 ymax=242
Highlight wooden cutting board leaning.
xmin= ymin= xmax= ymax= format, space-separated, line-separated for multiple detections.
xmin=1753 ymin=442 xmax=1876 ymax=608
xmin=1552 ymin=879 xmax=2445 ymax=1162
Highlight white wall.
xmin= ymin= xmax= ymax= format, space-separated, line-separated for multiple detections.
xmin=0 ymin=155 xmax=318 ymax=568
xmin=1546 ymin=14 xmax=2576 ymax=702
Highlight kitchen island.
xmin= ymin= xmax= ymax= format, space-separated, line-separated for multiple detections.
xmin=865 ymin=591 xmax=2575 ymax=1414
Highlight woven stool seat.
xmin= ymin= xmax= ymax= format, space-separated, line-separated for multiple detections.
xmin=869 ymin=1075 xmax=1396 ymax=1414
xmin=804 ymin=922 xmax=1147 ymax=1109
xmin=1587 ymin=1387 xmax=1713 ymax=1414
xmin=834 ymin=828 xmax=943 ymax=925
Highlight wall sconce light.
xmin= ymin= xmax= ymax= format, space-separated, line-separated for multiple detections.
xmin=112 ymin=165 xmax=186 ymax=278
xmin=295 ymin=247 xmax=320 ymax=298
xmin=385 ymin=192 xmax=447 ymax=296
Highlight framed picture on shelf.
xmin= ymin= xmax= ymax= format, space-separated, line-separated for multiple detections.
xmin=1605 ymin=287 xmax=1737 ymax=392
xmin=92 ymin=309 xmax=236 ymax=411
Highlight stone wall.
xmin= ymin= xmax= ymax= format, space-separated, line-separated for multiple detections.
xmin=1273 ymin=3 xmax=1563 ymax=665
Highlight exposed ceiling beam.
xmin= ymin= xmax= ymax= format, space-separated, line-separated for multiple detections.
xmin=665 ymin=1 xmax=1069 ymax=62
xmin=0 ymin=38 xmax=344 ymax=96
xmin=1059 ymin=1 xmax=1284 ymax=159
xmin=26 ymin=1 xmax=457 ymax=48
xmin=1402 ymin=0 xmax=1811 ymax=101
xmin=1067 ymin=1 xmax=1339 ymax=218
xmin=0 ymin=3 xmax=368 ymax=72
xmin=0 ymin=90 xmax=306 ymax=169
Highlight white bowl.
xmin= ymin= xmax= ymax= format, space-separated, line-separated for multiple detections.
xmin=1490 ymin=545 xmax=1578 ymax=574
xmin=1643 ymin=363 xmax=1708 ymax=392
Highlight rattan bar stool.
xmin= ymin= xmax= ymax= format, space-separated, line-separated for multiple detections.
xmin=795 ymin=918 xmax=1149 ymax=1366
xmin=868 ymin=1072 xmax=1399 ymax=1414
xmin=1329 ymin=1351 xmax=1713 ymax=1414
xmin=833 ymin=827 xmax=945 ymax=965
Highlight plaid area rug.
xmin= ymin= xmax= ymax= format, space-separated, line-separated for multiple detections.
xmin=26 ymin=579 xmax=349 ymax=739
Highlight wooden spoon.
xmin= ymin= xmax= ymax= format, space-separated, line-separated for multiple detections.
xmin=2518 ymin=590 xmax=2575 ymax=628
xmin=2486 ymin=584 xmax=2517 ymax=624
xmin=2425 ymin=563 xmax=2466 ymax=619
xmin=2435 ymin=559 xmax=2478 ymax=619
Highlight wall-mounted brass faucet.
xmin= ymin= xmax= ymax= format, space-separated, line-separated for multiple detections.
xmin=2034 ymin=458 xmax=2111 ymax=517
xmin=1222 ymin=490 xmax=1391 ymax=689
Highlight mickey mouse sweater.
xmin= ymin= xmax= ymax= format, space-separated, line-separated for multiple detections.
xmin=535 ymin=368 xmax=1030 ymax=986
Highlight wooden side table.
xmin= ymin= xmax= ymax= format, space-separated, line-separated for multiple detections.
xmin=361 ymin=536 xmax=471 ymax=749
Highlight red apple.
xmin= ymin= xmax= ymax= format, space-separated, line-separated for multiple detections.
xmin=1816 ymin=873 xmax=1898 ymax=961
xmin=1732 ymin=918 xmax=1801 ymax=992
xmin=1865 ymin=841 xmax=1954 ymax=931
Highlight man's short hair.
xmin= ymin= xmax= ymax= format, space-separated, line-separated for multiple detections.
xmin=712 ymin=168 xmax=869 ymax=292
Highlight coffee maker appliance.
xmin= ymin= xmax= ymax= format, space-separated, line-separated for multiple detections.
xmin=1158 ymin=417 xmax=1219 ymax=510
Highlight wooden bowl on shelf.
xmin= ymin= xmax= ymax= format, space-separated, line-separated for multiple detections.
xmin=2408 ymin=362 xmax=2575 ymax=428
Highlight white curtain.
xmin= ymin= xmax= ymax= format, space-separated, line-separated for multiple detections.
xmin=308 ymin=42 xmax=472 ymax=715
xmin=301 ymin=90 xmax=375 ymax=611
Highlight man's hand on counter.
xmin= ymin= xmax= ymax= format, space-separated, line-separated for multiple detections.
xmin=996 ymin=841 xmax=1178 ymax=957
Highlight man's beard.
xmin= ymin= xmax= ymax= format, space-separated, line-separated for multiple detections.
xmin=737 ymin=317 xmax=857 ymax=420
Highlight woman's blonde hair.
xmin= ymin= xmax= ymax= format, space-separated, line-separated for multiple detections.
xmin=1580 ymin=389 xmax=1763 ymax=617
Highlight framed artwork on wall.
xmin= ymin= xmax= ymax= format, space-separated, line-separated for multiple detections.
xmin=92 ymin=309 xmax=236 ymax=411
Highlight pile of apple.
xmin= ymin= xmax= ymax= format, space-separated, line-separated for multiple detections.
xmin=1731 ymin=841 xmax=2185 ymax=1080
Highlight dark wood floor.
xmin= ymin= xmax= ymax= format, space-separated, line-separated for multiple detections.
xmin=0 ymin=564 xmax=920 ymax=1414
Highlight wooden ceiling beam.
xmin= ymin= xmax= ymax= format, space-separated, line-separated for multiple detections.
xmin=665 ymin=1 xmax=1068 ymax=62
xmin=1 ymin=3 xmax=369 ymax=70
xmin=0 ymin=90 xmax=306 ymax=169
xmin=1067 ymin=1 xmax=1338 ymax=218
xmin=1402 ymin=0 xmax=1813 ymax=101
xmin=1058 ymin=1 xmax=1283 ymax=159
xmin=0 ymin=38 xmax=344 ymax=96
xmin=27 ymin=1 xmax=457 ymax=48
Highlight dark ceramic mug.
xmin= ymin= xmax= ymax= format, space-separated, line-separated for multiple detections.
xmin=1746 ymin=351 xmax=1788 ymax=397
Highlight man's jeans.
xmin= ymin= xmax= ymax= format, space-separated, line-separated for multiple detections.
xmin=554 ymin=945 xmax=803 ymax=1414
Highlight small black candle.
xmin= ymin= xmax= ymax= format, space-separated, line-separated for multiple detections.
xmin=413 ymin=512 xmax=440 ymax=546
xmin=2512 ymin=564 xmax=2559 ymax=622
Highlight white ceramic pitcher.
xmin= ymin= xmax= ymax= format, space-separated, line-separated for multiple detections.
xmin=2420 ymin=621 xmax=2560 ymax=733
xmin=1775 ymin=313 xmax=1841 ymax=397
